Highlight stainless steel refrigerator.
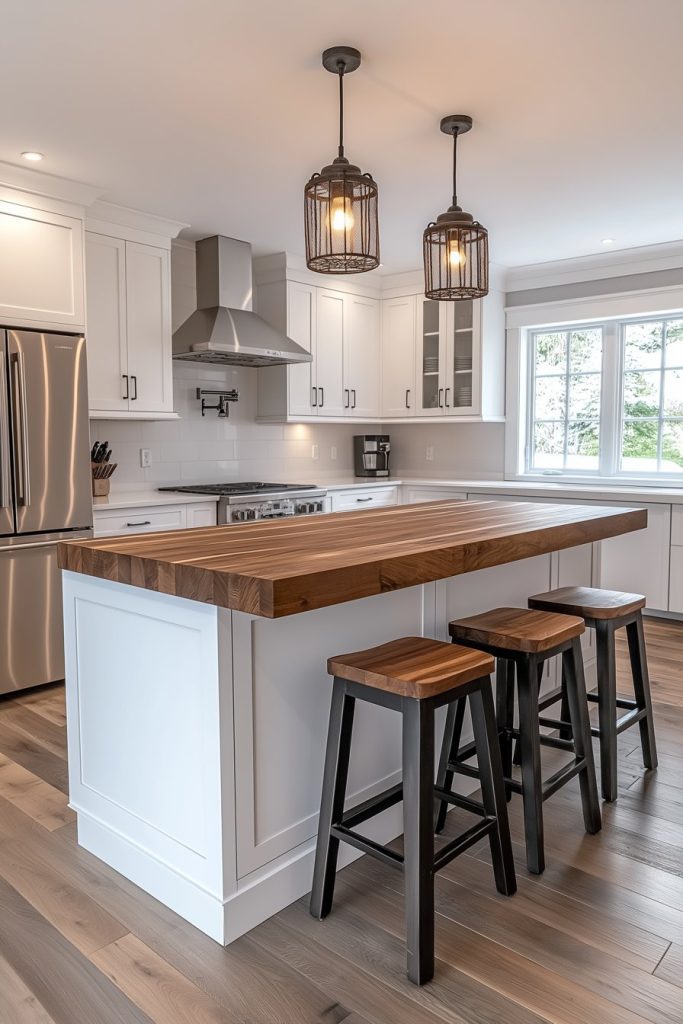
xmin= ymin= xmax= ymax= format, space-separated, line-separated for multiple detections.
xmin=0 ymin=329 xmax=92 ymax=694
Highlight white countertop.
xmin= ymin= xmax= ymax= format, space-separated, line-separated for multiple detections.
xmin=93 ymin=490 xmax=220 ymax=511
xmin=96 ymin=476 xmax=683 ymax=511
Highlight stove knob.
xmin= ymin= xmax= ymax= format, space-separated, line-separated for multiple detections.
xmin=247 ymin=508 xmax=256 ymax=520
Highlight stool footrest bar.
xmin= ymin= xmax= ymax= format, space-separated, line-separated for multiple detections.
xmin=542 ymin=758 xmax=585 ymax=801
xmin=433 ymin=785 xmax=487 ymax=818
xmin=433 ymin=819 xmax=496 ymax=872
xmin=341 ymin=783 xmax=403 ymax=829
xmin=330 ymin=825 xmax=404 ymax=870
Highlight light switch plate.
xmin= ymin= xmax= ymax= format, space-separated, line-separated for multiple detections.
xmin=140 ymin=448 xmax=152 ymax=468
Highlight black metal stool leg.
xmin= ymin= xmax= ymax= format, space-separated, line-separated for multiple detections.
xmin=563 ymin=639 xmax=601 ymax=835
xmin=513 ymin=660 xmax=541 ymax=767
xmin=626 ymin=612 xmax=658 ymax=771
xmin=517 ymin=655 xmax=545 ymax=874
xmin=310 ymin=679 xmax=355 ymax=919
xmin=403 ymin=697 xmax=435 ymax=986
xmin=495 ymin=659 xmax=514 ymax=801
xmin=435 ymin=698 xmax=466 ymax=833
xmin=595 ymin=620 xmax=618 ymax=802
xmin=470 ymin=682 xmax=517 ymax=896
xmin=559 ymin=674 xmax=572 ymax=741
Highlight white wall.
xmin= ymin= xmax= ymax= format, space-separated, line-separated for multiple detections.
xmin=90 ymin=241 xmax=378 ymax=490
xmin=390 ymin=422 xmax=505 ymax=480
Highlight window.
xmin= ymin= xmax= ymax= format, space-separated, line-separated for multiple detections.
xmin=525 ymin=314 xmax=683 ymax=479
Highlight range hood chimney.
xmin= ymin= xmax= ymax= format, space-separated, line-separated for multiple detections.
xmin=173 ymin=236 xmax=312 ymax=367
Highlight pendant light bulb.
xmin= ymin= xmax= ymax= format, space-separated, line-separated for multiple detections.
xmin=448 ymin=240 xmax=466 ymax=267
xmin=331 ymin=195 xmax=355 ymax=232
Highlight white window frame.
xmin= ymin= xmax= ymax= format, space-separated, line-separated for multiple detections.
xmin=505 ymin=284 xmax=683 ymax=486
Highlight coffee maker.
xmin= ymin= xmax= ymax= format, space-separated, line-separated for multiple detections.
xmin=354 ymin=435 xmax=391 ymax=478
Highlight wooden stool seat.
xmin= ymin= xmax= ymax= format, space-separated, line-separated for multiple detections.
xmin=327 ymin=637 xmax=495 ymax=698
xmin=529 ymin=586 xmax=646 ymax=621
xmin=528 ymin=586 xmax=656 ymax=802
xmin=449 ymin=606 xmax=584 ymax=654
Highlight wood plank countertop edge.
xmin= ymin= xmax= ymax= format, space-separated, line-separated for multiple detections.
xmin=58 ymin=501 xmax=648 ymax=618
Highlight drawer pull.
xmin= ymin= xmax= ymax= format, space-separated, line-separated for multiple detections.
xmin=356 ymin=497 xmax=373 ymax=502
xmin=126 ymin=520 xmax=151 ymax=527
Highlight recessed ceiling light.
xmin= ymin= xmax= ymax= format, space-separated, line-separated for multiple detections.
xmin=601 ymin=238 xmax=615 ymax=245
xmin=21 ymin=151 xmax=44 ymax=162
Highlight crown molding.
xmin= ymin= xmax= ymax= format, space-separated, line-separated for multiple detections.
xmin=87 ymin=200 xmax=188 ymax=240
xmin=0 ymin=160 xmax=103 ymax=207
xmin=505 ymin=240 xmax=683 ymax=293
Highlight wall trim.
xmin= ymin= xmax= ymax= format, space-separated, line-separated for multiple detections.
xmin=506 ymin=239 xmax=683 ymax=293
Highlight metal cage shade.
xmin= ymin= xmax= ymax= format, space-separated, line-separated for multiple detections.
xmin=304 ymin=162 xmax=379 ymax=274
xmin=423 ymin=218 xmax=489 ymax=300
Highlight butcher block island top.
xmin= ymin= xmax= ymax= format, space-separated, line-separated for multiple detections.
xmin=58 ymin=500 xmax=646 ymax=618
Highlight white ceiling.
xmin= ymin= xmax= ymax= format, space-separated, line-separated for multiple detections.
xmin=3 ymin=0 xmax=683 ymax=272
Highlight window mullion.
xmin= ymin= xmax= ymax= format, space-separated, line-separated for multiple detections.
xmin=600 ymin=321 xmax=620 ymax=476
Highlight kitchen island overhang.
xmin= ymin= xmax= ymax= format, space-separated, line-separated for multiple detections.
xmin=58 ymin=500 xmax=646 ymax=943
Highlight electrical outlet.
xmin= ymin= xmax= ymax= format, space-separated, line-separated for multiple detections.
xmin=140 ymin=448 xmax=152 ymax=468
xmin=330 ymin=445 xmax=337 ymax=461
xmin=311 ymin=444 xmax=319 ymax=461
xmin=425 ymin=446 xmax=434 ymax=462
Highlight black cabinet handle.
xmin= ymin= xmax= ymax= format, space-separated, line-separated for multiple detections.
xmin=344 ymin=388 xmax=350 ymax=409
xmin=405 ymin=388 xmax=411 ymax=409
xmin=131 ymin=375 xmax=138 ymax=400
xmin=351 ymin=388 xmax=356 ymax=409
xmin=122 ymin=374 xmax=129 ymax=400
xmin=356 ymin=496 xmax=373 ymax=502
xmin=438 ymin=388 xmax=444 ymax=408
xmin=319 ymin=387 xmax=324 ymax=408
xmin=445 ymin=387 xmax=450 ymax=407
xmin=126 ymin=520 xmax=151 ymax=527
xmin=311 ymin=386 xmax=317 ymax=408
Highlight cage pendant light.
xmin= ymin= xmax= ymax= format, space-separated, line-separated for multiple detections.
xmin=423 ymin=115 xmax=489 ymax=300
xmin=304 ymin=46 xmax=379 ymax=274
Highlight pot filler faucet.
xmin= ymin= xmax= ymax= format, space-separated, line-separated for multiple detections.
xmin=196 ymin=387 xmax=239 ymax=416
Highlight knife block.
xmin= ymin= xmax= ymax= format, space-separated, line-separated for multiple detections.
xmin=92 ymin=477 xmax=111 ymax=497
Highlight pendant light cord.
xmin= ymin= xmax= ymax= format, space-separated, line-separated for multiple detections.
xmin=451 ymin=127 xmax=459 ymax=209
xmin=337 ymin=62 xmax=345 ymax=159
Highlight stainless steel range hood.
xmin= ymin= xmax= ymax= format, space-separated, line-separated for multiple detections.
xmin=173 ymin=236 xmax=312 ymax=367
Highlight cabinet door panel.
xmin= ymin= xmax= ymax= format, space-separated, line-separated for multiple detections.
xmin=85 ymin=233 xmax=128 ymax=412
xmin=287 ymin=282 xmax=316 ymax=417
xmin=0 ymin=203 xmax=84 ymax=329
xmin=345 ymin=294 xmax=380 ymax=418
xmin=599 ymin=502 xmax=670 ymax=611
xmin=669 ymin=546 xmax=683 ymax=613
xmin=315 ymin=289 xmax=345 ymax=416
xmin=415 ymin=297 xmax=446 ymax=416
xmin=125 ymin=242 xmax=172 ymax=414
xmin=381 ymin=295 xmax=415 ymax=417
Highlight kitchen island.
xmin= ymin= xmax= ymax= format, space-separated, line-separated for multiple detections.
xmin=59 ymin=499 xmax=645 ymax=943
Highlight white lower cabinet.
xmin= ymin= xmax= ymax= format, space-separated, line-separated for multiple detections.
xmin=599 ymin=502 xmax=671 ymax=611
xmin=93 ymin=501 xmax=216 ymax=538
xmin=330 ymin=485 xmax=398 ymax=513
xmin=404 ymin=486 xmax=468 ymax=504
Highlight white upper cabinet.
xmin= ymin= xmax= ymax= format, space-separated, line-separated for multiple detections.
xmin=315 ymin=289 xmax=346 ymax=416
xmin=86 ymin=231 xmax=174 ymax=418
xmin=257 ymin=271 xmax=381 ymax=421
xmin=125 ymin=242 xmax=172 ymax=414
xmin=0 ymin=201 xmax=85 ymax=331
xmin=343 ymin=293 xmax=380 ymax=418
xmin=85 ymin=233 xmax=127 ymax=412
xmin=381 ymin=295 xmax=416 ymax=417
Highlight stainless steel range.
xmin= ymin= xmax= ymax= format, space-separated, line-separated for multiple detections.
xmin=158 ymin=482 xmax=328 ymax=524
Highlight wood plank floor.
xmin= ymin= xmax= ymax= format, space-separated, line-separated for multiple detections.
xmin=0 ymin=617 xmax=682 ymax=1023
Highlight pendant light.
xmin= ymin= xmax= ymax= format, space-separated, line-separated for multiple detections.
xmin=423 ymin=115 xmax=489 ymax=300
xmin=304 ymin=46 xmax=379 ymax=274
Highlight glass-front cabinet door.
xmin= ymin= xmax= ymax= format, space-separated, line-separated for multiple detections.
xmin=445 ymin=299 xmax=480 ymax=415
xmin=415 ymin=297 xmax=445 ymax=415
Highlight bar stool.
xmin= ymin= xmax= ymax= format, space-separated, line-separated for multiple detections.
xmin=437 ymin=608 xmax=601 ymax=875
xmin=311 ymin=636 xmax=516 ymax=986
xmin=528 ymin=587 xmax=658 ymax=802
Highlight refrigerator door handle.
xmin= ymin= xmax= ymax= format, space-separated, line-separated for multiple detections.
xmin=0 ymin=354 xmax=10 ymax=510
xmin=10 ymin=351 xmax=31 ymax=507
